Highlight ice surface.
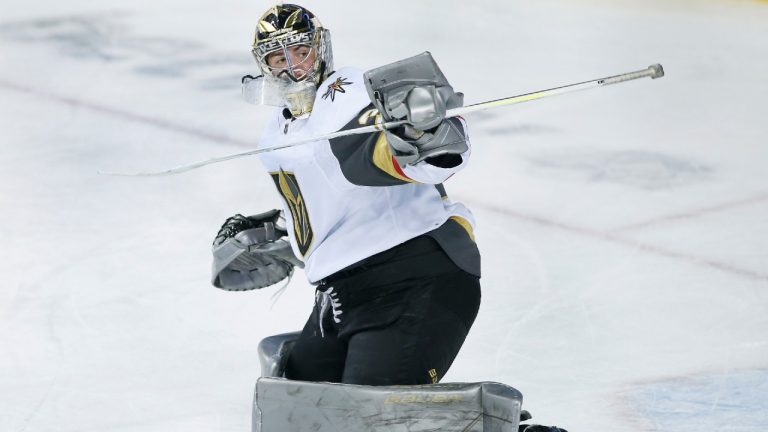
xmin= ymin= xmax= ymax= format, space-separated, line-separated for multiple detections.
xmin=625 ymin=369 xmax=768 ymax=431
xmin=1 ymin=1 xmax=767 ymax=431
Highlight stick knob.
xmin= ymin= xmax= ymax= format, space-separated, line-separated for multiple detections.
xmin=649 ymin=64 xmax=665 ymax=79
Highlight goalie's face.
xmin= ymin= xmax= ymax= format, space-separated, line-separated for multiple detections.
xmin=265 ymin=44 xmax=317 ymax=81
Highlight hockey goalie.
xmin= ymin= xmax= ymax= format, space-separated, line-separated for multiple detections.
xmin=212 ymin=4 xmax=567 ymax=432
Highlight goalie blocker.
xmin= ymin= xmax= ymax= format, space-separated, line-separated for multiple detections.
xmin=363 ymin=52 xmax=469 ymax=167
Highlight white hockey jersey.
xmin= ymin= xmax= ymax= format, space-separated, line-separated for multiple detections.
xmin=257 ymin=67 xmax=479 ymax=283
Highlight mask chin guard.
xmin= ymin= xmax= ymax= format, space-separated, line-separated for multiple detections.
xmin=242 ymin=75 xmax=318 ymax=117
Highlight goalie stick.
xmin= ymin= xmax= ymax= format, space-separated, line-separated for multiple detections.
xmin=98 ymin=64 xmax=664 ymax=177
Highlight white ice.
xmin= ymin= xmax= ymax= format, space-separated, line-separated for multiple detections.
xmin=1 ymin=1 xmax=767 ymax=431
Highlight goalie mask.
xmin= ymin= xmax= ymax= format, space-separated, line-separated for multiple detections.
xmin=246 ymin=4 xmax=333 ymax=117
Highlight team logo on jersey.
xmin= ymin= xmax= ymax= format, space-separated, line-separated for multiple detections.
xmin=322 ymin=77 xmax=352 ymax=101
xmin=270 ymin=169 xmax=314 ymax=256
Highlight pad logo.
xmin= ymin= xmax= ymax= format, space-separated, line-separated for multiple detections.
xmin=270 ymin=169 xmax=313 ymax=256
xmin=322 ymin=76 xmax=352 ymax=101
xmin=383 ymin=393 xmax=463 ymax=404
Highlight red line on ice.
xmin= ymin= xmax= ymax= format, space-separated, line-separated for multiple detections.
xmin=469 ymin=201 xmax=768 ymax=282
xmin=609 ymin=192 xmax=768 ymax=233
xmin=0 ymin=79 xmax=253 ymax=148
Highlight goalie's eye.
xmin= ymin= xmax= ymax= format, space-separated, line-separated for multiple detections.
xmin=266 ymin=52 xmax=287 ymax=68
xmin=294 ymin=46 xmax=310 ymax=59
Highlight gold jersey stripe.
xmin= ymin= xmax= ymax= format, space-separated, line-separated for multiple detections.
xmin=449 ymin=215 xmax=475 ymax=242
xmin=358 ymin=108 xmax=382 ymax=126
xmin=372 ymin=133 xmax=415 ymax=183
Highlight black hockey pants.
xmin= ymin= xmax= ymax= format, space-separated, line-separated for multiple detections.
xmin=284 ymin=235 xmax=481 ymax=385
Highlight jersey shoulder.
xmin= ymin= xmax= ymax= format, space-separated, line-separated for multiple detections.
xmin=309 ymin=67 xmax=372 ymax=132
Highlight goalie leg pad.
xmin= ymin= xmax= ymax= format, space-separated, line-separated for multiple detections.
xmin=253 ymin=378 xmax=524 ymax=432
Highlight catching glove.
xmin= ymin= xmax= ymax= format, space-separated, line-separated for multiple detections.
xmin=211 ymin=210 xmax=303 ymax=291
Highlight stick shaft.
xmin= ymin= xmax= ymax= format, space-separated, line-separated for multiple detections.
xmin=447 ymin=64 xmax=663 ymax=118
xmin=99 ymin=64 xmax=663 ymax=177
xmin=100 ymin=122 xmax=401 ymax=176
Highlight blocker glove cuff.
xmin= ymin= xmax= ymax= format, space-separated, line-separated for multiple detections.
xmin=385 ymin=119 xmax=468 ymax=167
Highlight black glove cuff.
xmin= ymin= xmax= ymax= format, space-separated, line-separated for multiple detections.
xmin=424 ymin=153 xmax=462 ymax=168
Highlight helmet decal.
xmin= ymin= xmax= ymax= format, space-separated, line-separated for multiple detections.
xmin=284 ymin=8 xmax=302 ymax=28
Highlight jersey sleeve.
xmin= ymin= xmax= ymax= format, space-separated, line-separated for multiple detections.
xmin=329 ymin=107 xmax=471 ymax=186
